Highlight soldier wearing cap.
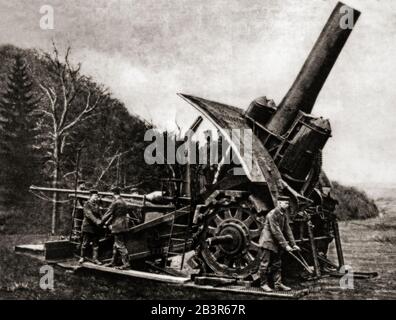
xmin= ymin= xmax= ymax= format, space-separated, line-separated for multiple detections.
xmin=79 ymin=189 xmax=103 ymax=264
xmin=258 ymin=197 xmax=300 ymax=292
xmin=77 ymin=180 xmax=87 ymax=191
xmin=101 ymin=186 xmax=131 ymax=269
xmin=76 ymin=180 xmax=88 ymax=209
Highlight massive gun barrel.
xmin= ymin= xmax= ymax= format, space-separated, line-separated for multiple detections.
xmin=246 ymin=2 xmax=360 ymax=193
xmin=249 ymin=2 xmax=361 ymax=138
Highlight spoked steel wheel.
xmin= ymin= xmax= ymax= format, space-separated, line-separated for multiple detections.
xmin=199 ymin=201 xmax=264 ymax=279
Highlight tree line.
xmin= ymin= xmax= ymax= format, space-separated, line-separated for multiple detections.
xmin=0 ymin=44 xmax=166 ymax=212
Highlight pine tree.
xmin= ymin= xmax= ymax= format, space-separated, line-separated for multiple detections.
xmin=0 ymin=54 xmax=39 ymax=205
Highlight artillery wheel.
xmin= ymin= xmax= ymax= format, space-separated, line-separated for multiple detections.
xmin=199 ymin=198 xmax=264 ymax=279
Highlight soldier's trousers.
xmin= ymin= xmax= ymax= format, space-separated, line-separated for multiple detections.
xmin=259 ymin=249 xmax=282 ymax=287
xmin=81 ymin=232 xmax=100 ymax=256
xmin=113 ymin=233 xmax=128 ymax=257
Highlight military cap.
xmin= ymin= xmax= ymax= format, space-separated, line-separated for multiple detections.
xmin=277 ymin=195 xmax=290 ymax=206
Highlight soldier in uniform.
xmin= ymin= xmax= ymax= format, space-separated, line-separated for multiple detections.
xmin=70 ymin=180 xmax=88 ymax=243
xmin=79 ymin=189 xmax=103 ymax=264
xmin=75 ymin=180 xmax=88 ymax=211
xmin=77 ymin=180 xmax=87 ymax=191
xmin=258 ymin=198 xmax=300 ymax=292
xmin=101 ymin=186 xmax=131 ymax=269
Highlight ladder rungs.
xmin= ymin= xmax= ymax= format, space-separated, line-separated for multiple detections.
xmin=167 ymin=251 xmax=181 ymax=256
xmin=160 ymin=232 xmax=186 ymax=239
xmin=171 ymin=238 xmax=187 ymax=242
xmin=165 ymin=207 xmax=191 ymax=269
xmin=172 ymin=238 xmax=186 ymax=242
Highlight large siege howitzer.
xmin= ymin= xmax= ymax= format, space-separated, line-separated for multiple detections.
xmin=169 ymin=2 xmax=361 ymax=279
xmin=28 ymin=3 xmax=377 ymax=283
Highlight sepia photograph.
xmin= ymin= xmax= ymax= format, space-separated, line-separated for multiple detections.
xmin=0 ymin=0 xmax=395 ymax=307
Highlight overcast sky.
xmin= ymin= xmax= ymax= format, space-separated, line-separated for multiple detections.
xmin=0 ymin=0 xmax=395 ymax=187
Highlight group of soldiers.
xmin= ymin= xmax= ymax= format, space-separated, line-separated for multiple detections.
xmin=76 ymin=179 xmax=302 ymax=292
xmin=78 ymin=184 xmax=132 ymax=270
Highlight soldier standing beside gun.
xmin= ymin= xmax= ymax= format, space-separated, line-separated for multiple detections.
xmin=101 ymin=186 xmax=131 ymax=269
xmin=258 ymin=198 xmax=300 ymax=292
xmin=70 ymin=180 xmax=88 ymax=243
xmin=79 ymin=189 xmax=103 ymax=265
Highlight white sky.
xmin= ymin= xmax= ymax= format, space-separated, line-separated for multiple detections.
xmin=0 ymin=0 xmax=395 ymax=186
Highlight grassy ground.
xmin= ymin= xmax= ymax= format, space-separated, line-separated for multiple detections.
xmin=1 ymin=196 xmax=395 ymax=300
xmin=304 ymin=196 xmax=396 ymax=300
xmin=0 ymin=235 xmax=227 ymax=299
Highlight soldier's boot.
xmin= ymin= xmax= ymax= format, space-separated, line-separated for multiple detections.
xmin=274 ymin=283 xmax=292 ymax=291
xmin=260 ymin=284 xmax=273 ymax=292
xmin=92 ymin=247 xmax=102 ymax=265
xmin=259 ymin=274 xmax=273 ymax=292
xmin=104 ymin=249 xmax=118 ymax=267
xmin=273 ymin=271 xmax=291 ymax=291
xmin=79 ymin=247 xmax=87 ymax=264
xmin=117 ymin=253 xmax=130 ymax=270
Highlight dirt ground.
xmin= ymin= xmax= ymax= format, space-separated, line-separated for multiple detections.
xmin=0 ymin=197 xmax=395 ymax=300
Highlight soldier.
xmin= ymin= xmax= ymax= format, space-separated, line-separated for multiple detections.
xmin=258 ymin=198 xmax=300 ymax=292
xmin=70 ymin=180 xmax=88 ymax=243
xmin=75 ymin=180 xmax=87 ymax=210
xmin=77 ymin=179 xmax=87 ymax=191
xmin=79 ymin=189 xmax=103 ymax=264
xmin=101 ymin=186 xmax=131 ymax=269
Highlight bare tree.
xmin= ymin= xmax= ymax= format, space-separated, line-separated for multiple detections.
xmin=94 ymin=148 xmax=135 ymax=187
xmin=37 ymin=44 xmax=110 ymax=235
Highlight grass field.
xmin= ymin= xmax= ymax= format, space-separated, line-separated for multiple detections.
xmin=304 ymin=195 xmax=396 ymax=300
xmin=1 ymin=194 xmax=395 ymax=300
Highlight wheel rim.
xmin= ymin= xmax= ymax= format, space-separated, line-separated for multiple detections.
xmin=200 ymin=202 xmax=264 ymax=279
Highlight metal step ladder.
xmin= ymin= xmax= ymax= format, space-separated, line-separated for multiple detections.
xmin=70 ymin=218 xmax=83 ymax=245
xmin=164 ymin=207 xmax=191 ymax=271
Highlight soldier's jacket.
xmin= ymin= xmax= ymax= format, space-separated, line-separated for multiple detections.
xmin=82 ymin=199 xmax=102 ymax=234
xmin=258 ymin=206 xmax=296 ymax=253
xmin=102 ymin=197 xmax=129 ymax=234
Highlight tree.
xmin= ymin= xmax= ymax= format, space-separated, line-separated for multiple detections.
xmin=37 ymin=44 xmax=109 ymax=234
xmin=0 ymin=44 xmax=166 ymax=234
xmin=0 ymin=54 xmax=39 ymax=205
xmin=68 ymin=98 xmax=159 ymax=191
